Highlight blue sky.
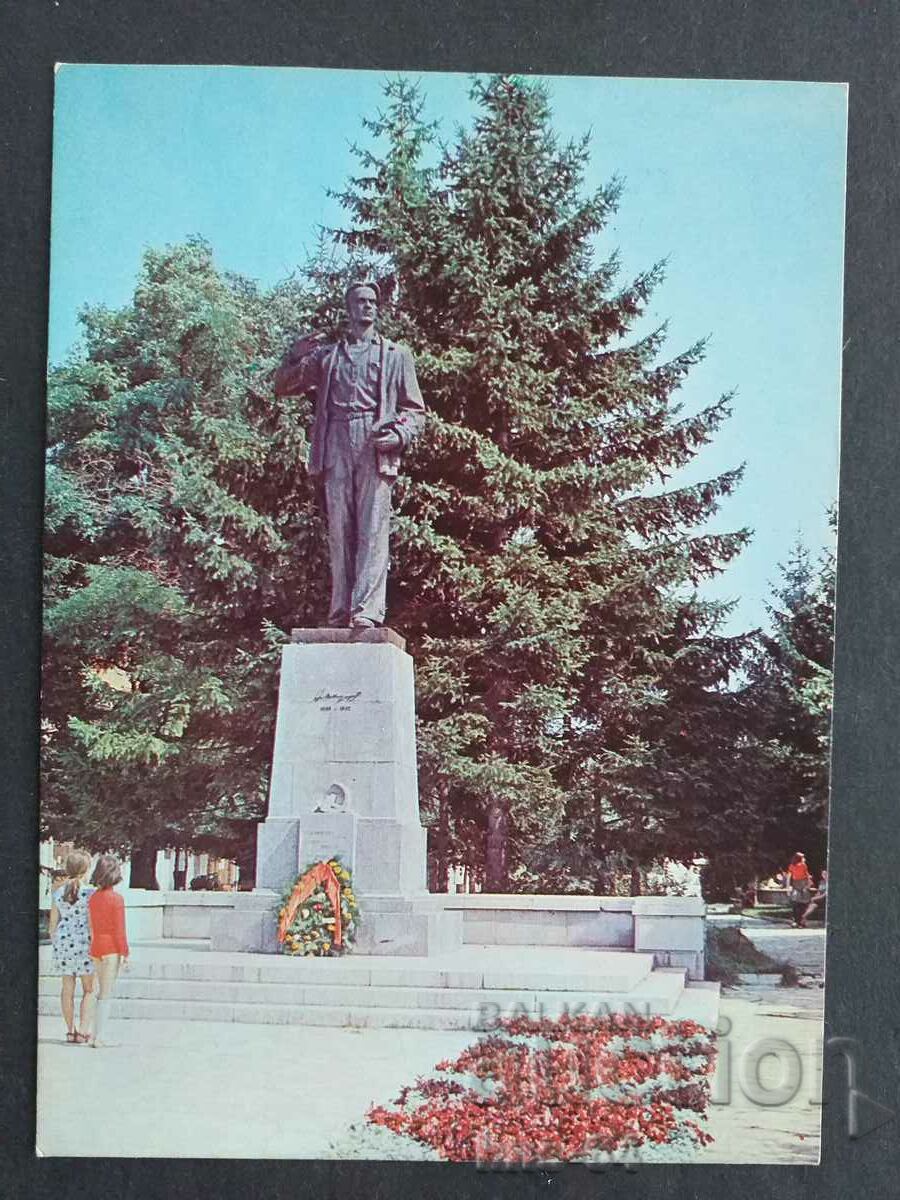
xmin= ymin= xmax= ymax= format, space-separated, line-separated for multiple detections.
xmin=49 ymin=66 xmax=847 ymax=635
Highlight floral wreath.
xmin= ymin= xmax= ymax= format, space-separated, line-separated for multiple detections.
xmin=277 ymin=858 xmax=359 ymax=956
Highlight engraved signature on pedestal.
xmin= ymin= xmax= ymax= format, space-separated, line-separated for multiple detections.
xmin=314 ymin=689 xmax=363 ymax=713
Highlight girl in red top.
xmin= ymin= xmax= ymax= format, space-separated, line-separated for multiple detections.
xmin=87 ymin=855 xmax=129 ymax=1048
xmin=783 ymin=852 xmax=813 ymax=927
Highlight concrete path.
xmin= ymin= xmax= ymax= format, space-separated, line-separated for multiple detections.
xmin=36 ymin=981 xmax=822 ymax=1162
xmin=36 ymin=1016 xmax=475 ymax=1158
xmin=696 ymin=984 xmax=823 ymax=1164
xmin=739 ymin=926 xmax=827 ymax=975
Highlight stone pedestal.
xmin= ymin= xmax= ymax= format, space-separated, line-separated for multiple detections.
xmin=255 ymin=628 xmax=428 ymax=895
xmin=212 ymin=628 xmax=457 ymax=955
xmin=256 ymin=811 xmax=359 ymax=893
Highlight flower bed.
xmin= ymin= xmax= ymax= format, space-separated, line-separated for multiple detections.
xmin=361 ymin=1013 xmax=716 ymax=1163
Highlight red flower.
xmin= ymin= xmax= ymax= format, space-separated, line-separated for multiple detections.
xmin=367 ymin=1012 xmax=717 ymax=1162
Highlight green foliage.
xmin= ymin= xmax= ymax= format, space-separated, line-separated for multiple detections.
xmin=42 ymin=238 xmax=322 ymax=854
xmin=743 ymin=517 xmax=835 ymax=877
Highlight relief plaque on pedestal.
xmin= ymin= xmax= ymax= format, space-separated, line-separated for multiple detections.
xmin=298 ymin=811 xmax=357 ymax=873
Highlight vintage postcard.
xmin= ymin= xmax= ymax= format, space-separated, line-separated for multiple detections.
xmin=38 ymin=65 xmax=845 ymax=1162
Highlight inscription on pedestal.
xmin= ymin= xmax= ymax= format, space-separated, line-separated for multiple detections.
xmin=299 ymin=812 xmax=357 ymax=872
xmin=265 ymin=640 xmax=420 ymax=823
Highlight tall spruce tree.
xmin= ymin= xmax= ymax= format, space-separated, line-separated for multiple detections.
xmin=327 ymin=75 xmax=752 ymax=890
xmin=743 ymin=519 xmax=835 ymax=878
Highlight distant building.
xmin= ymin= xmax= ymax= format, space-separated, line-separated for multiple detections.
xmin=38 ymin=840 xmax=240 ymax=909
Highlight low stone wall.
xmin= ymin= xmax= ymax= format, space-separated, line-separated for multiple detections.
xmin=160 ymin=891 xmax=237 ymax=939
xmin=122 ymin=890 xmax=236 ymax=941
xmin=441 ymin=894 xmax=705 ymax=979
xmin=124 ymin=890 xmax=707 ymax=978
xmin=118 ymin=889 xmax=165 ymax=940
xmin=443 ymin=894 xmax=634 ymax=949
xmin=632 ymin=896 xmax=706 ymax=981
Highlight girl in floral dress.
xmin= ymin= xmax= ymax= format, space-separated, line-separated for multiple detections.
xmin=48 ymin=849 xmax=95 ymax=1043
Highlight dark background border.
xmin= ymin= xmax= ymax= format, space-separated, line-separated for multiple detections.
xmin=2 ymin=2 xmax=898 ymax=1197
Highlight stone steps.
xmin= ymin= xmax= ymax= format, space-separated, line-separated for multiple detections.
xmin=37 ymin=984 xmax=718 ymax=1031
xmin=38 ymin=965 xmax=686 ymax=1013
xmin=38 ymin=942 xmax=719 ymax=1031
xmin=52 ymin=943 xmax=658 ymax=990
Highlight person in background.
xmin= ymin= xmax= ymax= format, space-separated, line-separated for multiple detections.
xmin=47 ymin=849 xmax=95 ymax=1043
xmin=87 ymin=855 xmax=129 ymax=1048
xmin=783 ymin=851 xmax=814 ymax=927
xmin=802 ymin=868 xmax=828 ymax=924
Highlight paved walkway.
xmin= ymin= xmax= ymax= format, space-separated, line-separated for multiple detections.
xmin=37 ymin=1017 xmax=476 ymax=1158
xmin=739 ymin=926 xmax=827 ymax=975
xmin=36 ymin=983 xmax=822 ymax=1163
xmin=696 ymin=984 xmax=823 ymax=1164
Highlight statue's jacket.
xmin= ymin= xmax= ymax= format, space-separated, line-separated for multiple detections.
xmin=274 ymin=335 xmax=425 ymax=479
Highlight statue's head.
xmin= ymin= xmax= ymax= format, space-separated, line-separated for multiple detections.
xmin=345 ymin=281 xmax=380 ymax=327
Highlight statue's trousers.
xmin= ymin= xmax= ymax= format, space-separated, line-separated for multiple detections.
xmin=323 ymin=411 xmax=393 ymax=626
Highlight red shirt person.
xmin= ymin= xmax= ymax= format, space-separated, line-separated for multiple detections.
xmin=88 ymin=884 xmax=130 ymax=958
xmin=87 ymin=854 xmax=129 ymax=1047
xmin=784 ymin=853 xmax=812 ymax=886
xmin=783 ymin=852 xmax=813 ymax=926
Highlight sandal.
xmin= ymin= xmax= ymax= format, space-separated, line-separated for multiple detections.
xmin=65 ymin=1030 xmax=79 ymax=1043
xmin=74 ymin=1030 xmax=91 ymax=1043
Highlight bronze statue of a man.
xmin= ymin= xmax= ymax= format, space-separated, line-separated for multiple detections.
xmin=274 ymin=282 xmax=425 ymax=629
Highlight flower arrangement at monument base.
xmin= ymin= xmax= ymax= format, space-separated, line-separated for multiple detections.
xmin=277 ymin=858 xmax=359 ymax=957
xmin=336 ymin=1012 xmax=716 ymax=1163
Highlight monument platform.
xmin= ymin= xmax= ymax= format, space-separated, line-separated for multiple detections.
xmin=37 ymin=940 xmax=720 ymax=1031
xmin=119 ymin=889 xmax=707 ymax=978
xmin=205 ymin=621 xmax=711 ymax=1027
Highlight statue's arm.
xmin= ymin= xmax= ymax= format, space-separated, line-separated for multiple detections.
xmin=273 ymin=334 xmax=326 ymax=397
xmin=393 ymin=347 xmax=426 ymax=450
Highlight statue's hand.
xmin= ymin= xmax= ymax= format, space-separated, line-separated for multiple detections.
xmin=373 ymin=429 xmax=403 ymax=451
xmin=293 ymin=331 xmax=327 ymax=358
